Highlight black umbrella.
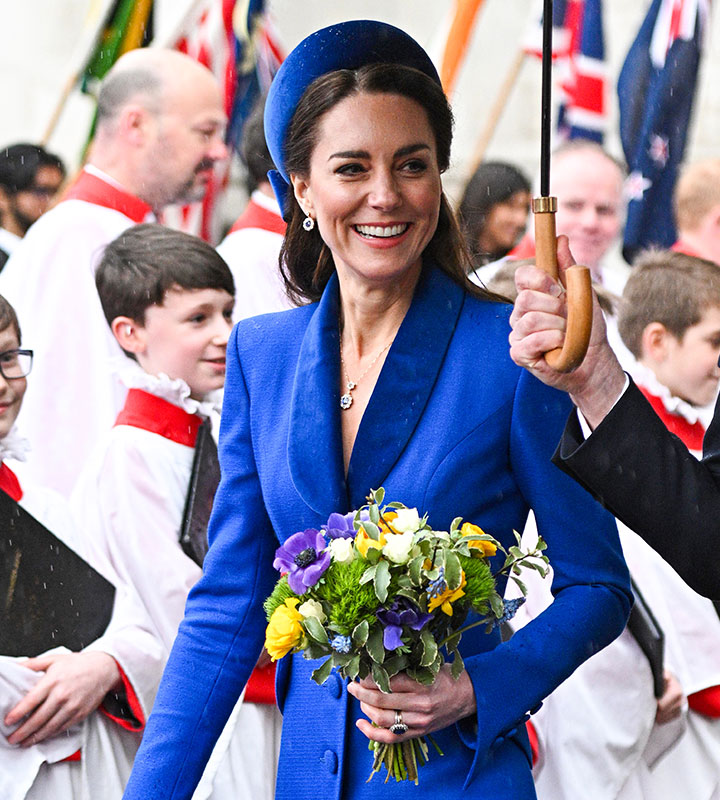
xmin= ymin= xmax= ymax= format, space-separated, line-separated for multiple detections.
xmin=532 ymin=0 xmax=593 ymax=373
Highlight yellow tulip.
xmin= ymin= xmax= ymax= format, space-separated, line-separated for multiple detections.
xmin=461 ymin=522 xmax=497 ymax=557
xmin=355 ymin=528 xmax=387 ymax=559
xmin=265 ymin=598 xmax=305 ymax=661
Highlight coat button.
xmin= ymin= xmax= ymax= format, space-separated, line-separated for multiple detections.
xmin=324 ymin=749 xmax=338 ymax=774
xmin=327 ymin=673 xmax=343 ymax=699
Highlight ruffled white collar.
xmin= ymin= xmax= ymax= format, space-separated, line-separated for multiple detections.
xmin=0 ymin=426 xmax=30 ymax=462
xmin=114 ymin=358 xmax=222 ymax=419
xmin=630 ymin=361 xmax=704 ymax=426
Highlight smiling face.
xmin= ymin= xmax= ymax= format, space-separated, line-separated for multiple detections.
xmin=131 ymin=287 xmax=234 ymax=400
xmin=291 ymin=92 xmax=442 ymax=292
xmin=552 ymin=149 xmax=624 ymax=275
xmin=480 ymin=190 xmax=531 ymax=255
xmin=0 ymin=325 xmax=27 ymax=439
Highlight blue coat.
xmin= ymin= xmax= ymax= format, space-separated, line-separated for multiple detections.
xmin=123 ymin=265 xmax=631 ymax=799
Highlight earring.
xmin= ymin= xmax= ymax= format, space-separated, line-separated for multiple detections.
xmin=302 ymin=215 xmax=315 ymax=232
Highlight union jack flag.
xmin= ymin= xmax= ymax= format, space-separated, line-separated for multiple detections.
xmin=618 ymin=0 xmax=710 ymax=261
xmin=524 ymin=0 xmax=607 ymax=143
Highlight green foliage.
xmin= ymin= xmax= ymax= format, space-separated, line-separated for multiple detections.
xmin=263 ymin=575 xmax=298 ymax=621
xmin=459 ymin=555 xmax=495 ymax=613
xmin=314 ymin=558 xmax=377 ymax=634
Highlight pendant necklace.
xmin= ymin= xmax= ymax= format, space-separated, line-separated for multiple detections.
xmin=339 ymin=339 xmax=393 ymax=410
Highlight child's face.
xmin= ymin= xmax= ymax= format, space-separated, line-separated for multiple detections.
xmin=135 ymin=287 xmax=234 ymax=400
xmin=0 ymin=326 xmax=27 ymax=439
xmin=655 ymin=306 xmax=720 ymax=407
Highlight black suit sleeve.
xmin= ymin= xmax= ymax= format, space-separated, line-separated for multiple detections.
xmin=553 ymin=379 xmax=720 ymax=599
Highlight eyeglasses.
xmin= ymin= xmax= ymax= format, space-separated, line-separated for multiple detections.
xmin=0 ymin=349 xmax=33 ymax=379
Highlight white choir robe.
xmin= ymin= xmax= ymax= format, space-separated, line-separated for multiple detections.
xmin=508 ymin=516 xmax=662 ymax=800
xmin=216 ymin=191 xmax=292 ymax=322
xmin=619 ymin=525 xmax=720 ymax=800
xmin=71 ymin=374 xmax=281 ymax=800
xmin=0 ymin=475 xmax=164 ymax=800
xmin=0 ymin=180 xmax=146 ymax=497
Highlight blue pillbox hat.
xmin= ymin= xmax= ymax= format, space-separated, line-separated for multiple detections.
xmin=264 ymin=19 xmax=441 ymax=214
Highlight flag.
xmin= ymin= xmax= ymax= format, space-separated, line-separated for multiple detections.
xmin=226 ymin=0 xmax=283 ymax=155
xmin=162 ymin=0 xmax=282 ymax=243
xmin=524 ymin=0 xmax=607 ymax=143
xmin=438 ymin=0 xmax=488 ymax=95
xmin=556 ymin=0 xmax=606 ymax=142
xmin=81 ymin=0 xmax=154 ymax=93
xmin=618 ymin=0 xmax=709 ymax=261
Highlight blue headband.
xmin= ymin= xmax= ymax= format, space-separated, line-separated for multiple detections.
xmin=264 ymin=20 xmax=441 ymax=215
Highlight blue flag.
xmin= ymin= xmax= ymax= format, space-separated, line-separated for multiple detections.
xmin=618 ymin=0 xmax=708 ymax=262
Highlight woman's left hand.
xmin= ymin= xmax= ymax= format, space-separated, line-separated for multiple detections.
xmin=347 ymin=665 xmax=476 ymax=743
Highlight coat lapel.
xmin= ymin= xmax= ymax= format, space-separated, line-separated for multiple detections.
xmin=346 ymin=266 xmax=465 ymax=509
xmin=287 ymin=273 xmax=349 ymax=516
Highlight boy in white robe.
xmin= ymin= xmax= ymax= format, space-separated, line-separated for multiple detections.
xmin=71 ymin=224 xmax=281 ymax=800
xmin=0 ymin=296 xmax=164 ymax=800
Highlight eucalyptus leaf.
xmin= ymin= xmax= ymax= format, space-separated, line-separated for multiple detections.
xmin=352 ymin=619 xmax=369 ymax=647
xmin=312 ymin=657 xmax=333 ymax=685
xmin=451 ymin=650 xmax=465 ymax=680
xmin=369 ymin=503 xmax=380 ymax=525
xmin=362 ymin=521 xmax=381 ymax=541
xmin=371 ymin=662 xmax=391 ymax=693
xmin=511 ymin=576 xmax=528 ymax=596
xmin=450 ymin=516 xmax=463 ymax=533
xmin=444 ymin=550 xmax=462 ymax=590
xmin=304 ymin=615 xmax=328 ymax=644
xmin=489 ymin=591 xmax=504 ymax=618
xmin=409 ymin=555 xmax=424 ymax=586
xmin=374 ymin=559 xmax=391 ymax=603
xmin=366 ymin=625 xmax=386 ymax=663
xmin=360 ymin=564 xmax=377 ymax=585
xmin=373 ymin=487 xmax=385 ymax=506
xmin=346 ymin=654 xmax=361 ymax=680
xmin=420 ymin=628 xmax=438 ymax=667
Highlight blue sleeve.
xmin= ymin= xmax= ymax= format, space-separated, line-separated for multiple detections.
xmin=123 ymin=325 xmax=278 ymax=800
xmin=459 ymin=369 xmax=632 ymax=785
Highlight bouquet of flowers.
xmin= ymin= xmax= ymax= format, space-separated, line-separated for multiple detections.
xmin=264 ymin=488 xmax=549 ymax=785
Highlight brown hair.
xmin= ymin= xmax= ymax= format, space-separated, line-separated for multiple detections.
xmin=0 ymin=294 xmax=21 ymax=343
xmin=618 ymin=249 xmax=720 ymax=358
xmin=674 ymin=159 xmax=720 ymax=232
xmin=278 ymin=63 xmax=504 ymax=305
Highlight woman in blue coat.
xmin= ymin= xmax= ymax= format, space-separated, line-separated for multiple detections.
xmin=123 ymin=20 xmax=631 ymax=800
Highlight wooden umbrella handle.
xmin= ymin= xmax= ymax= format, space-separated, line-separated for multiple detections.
xmin=532 ymin=197 xmax=593 ymax=373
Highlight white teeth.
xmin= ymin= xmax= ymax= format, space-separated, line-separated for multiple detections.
xmin=355 ymin=224 xmax=408 ymax=238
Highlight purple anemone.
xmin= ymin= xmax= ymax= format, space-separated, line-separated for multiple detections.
xmin=376 ymin=598 xmax=433 ymax=651
xmin=322 ymin=511 xmax=356 ymax=540
xmin=273 ymin=529 xmax=332 ymax=595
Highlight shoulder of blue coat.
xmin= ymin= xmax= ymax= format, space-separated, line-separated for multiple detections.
xmin=232 ymin=304 xmax=315 ymax=349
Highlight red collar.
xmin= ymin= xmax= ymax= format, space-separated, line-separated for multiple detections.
xmin=671 ymin=239 xmax=704 ymax=259
xmin=228 ymin=198 xmax=286 ymax=236
xmin=63 ymin=170 xmax=153 ymax=223
xmin=639 ymin=387 xmax=705 ymax=452
xmin=0 ymin=462 xmax=22 ymax=502
xmin=114 ymin=389 xmax=203 ymax=447
xmin=506 ymin=234 xmax=536 ymax=261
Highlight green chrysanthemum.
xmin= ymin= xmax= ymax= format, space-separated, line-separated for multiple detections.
xmin=314 ymin=558 xmax=378 ymax=634
xmin=458 ymin=555 xmax=495 ymax=614
xmin=264 ymin=575 xmax=299 ymax=622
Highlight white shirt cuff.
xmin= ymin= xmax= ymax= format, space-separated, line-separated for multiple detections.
xmin=576 ymin=374 xmax=630 ymax=439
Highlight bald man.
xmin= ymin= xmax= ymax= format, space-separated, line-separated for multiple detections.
xmin=673 ymin=159 xmax=720 ymax=266
xmin=0 ymin=49 xmax=227 ymax=496
xmin=510 ymin=140 xmax=626 ymax=290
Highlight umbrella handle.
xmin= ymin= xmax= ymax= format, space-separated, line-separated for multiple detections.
xmin=533 ymin=197 xmax=593 ymax=372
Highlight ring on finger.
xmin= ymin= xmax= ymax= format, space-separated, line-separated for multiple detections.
xmin=389 ymin=709 xmax=409 ymax=736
